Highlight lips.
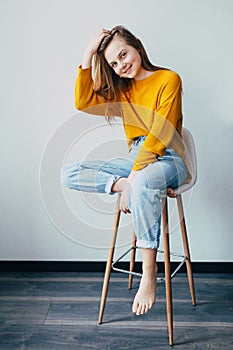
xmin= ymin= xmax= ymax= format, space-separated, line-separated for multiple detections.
xmin=122 ymin=65 xmax=132 ymax=74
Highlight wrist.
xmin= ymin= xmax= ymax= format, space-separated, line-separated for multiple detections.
xmin=82 ymin=50 xmax=94 ymax=69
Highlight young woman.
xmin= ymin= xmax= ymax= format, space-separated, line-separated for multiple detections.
xmin=62 ymin=25 xmax=188 ymax=316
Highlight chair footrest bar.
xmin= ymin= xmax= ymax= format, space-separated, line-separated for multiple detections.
xmin=112 ymin=246 xmax=187 ymax=280
xmin=112 ymin=246 xmax=142 ymax=277
xmin=111 ymin=265 xmax=165 ymax=281
xmin=112 ymin=266 xmax=142 ymax=277
xmin=171 ymin=259 xmax=186 ymax=279
xmin=112 ymin=246 xmax=135 ymax=265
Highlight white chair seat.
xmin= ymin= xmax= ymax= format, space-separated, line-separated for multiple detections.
xmin=174 ymin=128 xmax=197 ymax=195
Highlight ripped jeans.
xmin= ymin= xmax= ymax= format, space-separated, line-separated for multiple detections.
xmin=62 ymin=136 xmax=188 ymax=249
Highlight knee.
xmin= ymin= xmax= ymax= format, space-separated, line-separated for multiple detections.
xmin=131 ymin=172 xmax=149 ymax=198
xmin=130 ymin=173 xmax=162 ymax=207
xmin=130 ymin=175 xmax=148 ymax=205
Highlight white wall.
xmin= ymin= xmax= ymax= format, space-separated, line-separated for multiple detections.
xmin=1 ymin=0 xmax=233 ymax=262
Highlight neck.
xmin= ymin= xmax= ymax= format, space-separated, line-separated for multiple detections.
xmin=134 ymin=67 xmax=157 ymax=81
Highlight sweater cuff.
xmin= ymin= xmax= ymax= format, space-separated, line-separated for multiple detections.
xmin=132 ymin=146 xmax=159 ymax=171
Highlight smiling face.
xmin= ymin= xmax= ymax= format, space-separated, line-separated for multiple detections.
xmin=104 ymin=36 xmax=147 ymax=80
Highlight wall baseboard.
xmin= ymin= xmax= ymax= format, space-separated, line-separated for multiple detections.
xmin=0 ymin=261 xmax=232 ymax=273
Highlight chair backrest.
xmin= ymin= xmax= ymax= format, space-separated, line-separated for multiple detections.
xmin=174 ymin=128 xmax=197 ymax=195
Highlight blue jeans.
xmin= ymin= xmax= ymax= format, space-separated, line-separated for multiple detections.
xmin=62 ymin=136 xmax=188 ymax=249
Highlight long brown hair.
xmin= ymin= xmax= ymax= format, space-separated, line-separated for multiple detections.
xmin=93 ymin=25 xmax=158 ymax=102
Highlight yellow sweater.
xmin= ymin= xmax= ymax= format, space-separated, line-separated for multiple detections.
xmin=75 ymin=67 xmax=185 ymax=171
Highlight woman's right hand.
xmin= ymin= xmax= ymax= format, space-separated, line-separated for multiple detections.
xmin=82 ymin=29 xmax=110 ymax=68
xmin=86 ymin=29 xmax=110 ymax=55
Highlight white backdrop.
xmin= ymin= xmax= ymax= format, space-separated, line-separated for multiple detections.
xmin=1 ymin=0 xmax=233 ymax=261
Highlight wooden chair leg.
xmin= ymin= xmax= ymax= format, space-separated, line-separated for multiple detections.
xmin=98 ymin=195 xmax=121 ymax=324
xmin=128 ymin=231 xmax=137 ymax=290
xmin=176 ymin=195 xmax=196 ymax=306
xmin=162 ymin=197 xmax=173 ymax=346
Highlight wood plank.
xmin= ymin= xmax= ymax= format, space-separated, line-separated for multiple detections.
xmin=0 ymin=272 xmax=232 ymax=349
xmin=0 ymin=301 xmax=50 ymax=325
xmin=0 ymin=324 xmax=232 ymax=350
xmin=0 ymin=273 xmax=232 ymax=283
xmin=0 ymin=276 xmax=232 ymax=303
xmin=43 ymin=299 xmax=233 ymax=325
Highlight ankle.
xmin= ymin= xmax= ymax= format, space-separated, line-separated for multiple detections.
xmin=142 ymin=266 xmax=157 ymax=276
xmin=142 ymin=262 xmax=158 ymax=275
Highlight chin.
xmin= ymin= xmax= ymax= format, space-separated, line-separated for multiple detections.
xmin=126 ymin=71 xmax=136 ymax=79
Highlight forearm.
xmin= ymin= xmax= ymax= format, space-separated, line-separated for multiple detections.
xmin=82 ymin=49 xmax=94 ymax=69
xmin=127 ymin=170 xmax=139 ymax=182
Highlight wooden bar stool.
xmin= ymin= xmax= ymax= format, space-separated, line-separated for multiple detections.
xmin=98 ymin=128 xmax=197 ymax=346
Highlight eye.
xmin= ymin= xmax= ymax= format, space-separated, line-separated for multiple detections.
xmin=121 ymin=52 xmax=127 ymax=59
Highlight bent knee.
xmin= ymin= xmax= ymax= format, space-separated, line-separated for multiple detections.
xmin=132 ymin=170 xmax=166 ymax=192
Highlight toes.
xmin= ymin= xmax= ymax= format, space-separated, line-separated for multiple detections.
xmin=140 ymin=304 xmax=145 ymax=315
xmin=136 ymin=304 xmax=142 ymax=316
xmin=148 ymin=301 xmax=153 ymax=311
xmin=132 ymin=300 xmax=138 ymax=314
xmin=137 ymin=303 xmax=149 ymax=315
xmin=133 ymin=299 xmax=155 ymax=315
xmin=144 ymin=304 xmax=149 ymax=314
xmin=137 ymin=301 xmax=154 ymax=315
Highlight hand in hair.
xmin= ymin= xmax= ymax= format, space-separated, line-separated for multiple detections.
xmin=82 ymin=29 xmax=110 ymax=68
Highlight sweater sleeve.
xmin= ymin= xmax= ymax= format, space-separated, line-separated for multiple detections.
xmin=132 ymin=72 xmax=182 ymax=171
xmin=75 ymin=66 xmax=121 ymax=117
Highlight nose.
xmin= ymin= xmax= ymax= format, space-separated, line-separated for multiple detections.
xmin=120 ymin=62 xmax=126 ymax=70
xmin=117 ymin=61 xmax=126 ymax=74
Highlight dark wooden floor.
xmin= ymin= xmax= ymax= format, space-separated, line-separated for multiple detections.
xmin=0 ymin=271 xmax=232 ymax=349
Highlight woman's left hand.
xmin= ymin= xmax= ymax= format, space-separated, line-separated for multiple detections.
xmin=119 ymin=170 xmax=138 ymax=214
xmin=120 ymin=180 xmax=132 ymax=214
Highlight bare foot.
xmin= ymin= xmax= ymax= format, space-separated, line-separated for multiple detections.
xmin=132 ymin=266 xmax=157 ymax=316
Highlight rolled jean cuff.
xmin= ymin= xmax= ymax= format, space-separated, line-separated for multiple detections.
xmin=136 ymin=239 xmax=160 ymax=249
xmin=105 ymin=175 xmax=121 ymax=195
